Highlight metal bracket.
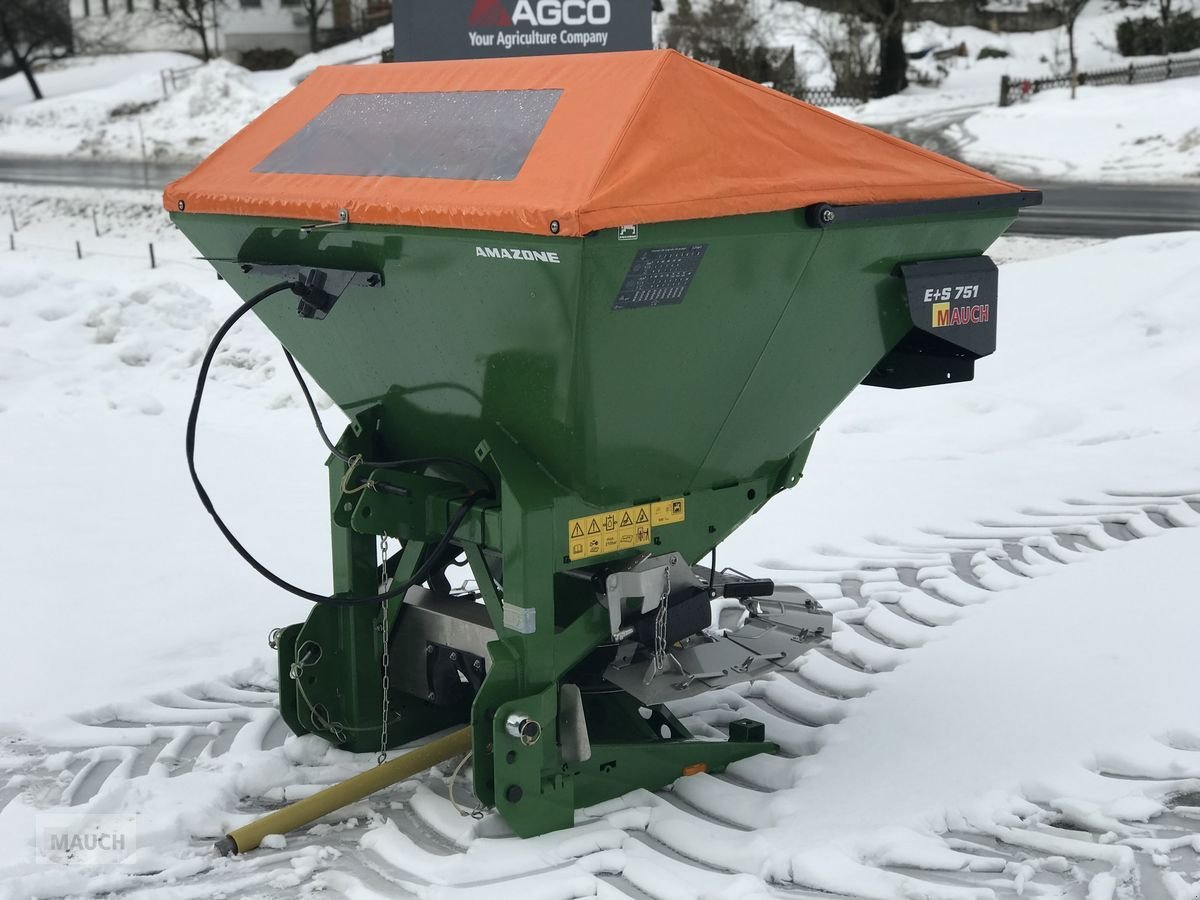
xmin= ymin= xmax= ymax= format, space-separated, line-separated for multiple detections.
xmin=603 ymin=554 xmax=703 ymax=638
xmin=604 ymin=565 xmax=667 ymax=638
xmin=805 ymin=191 xmax=1043 ymax=229
xmin=300 ymin=207 xmax=351 ymax=232
xmin=237 ymin=262 xmax=383 ymax=320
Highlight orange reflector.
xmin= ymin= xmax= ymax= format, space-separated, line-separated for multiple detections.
xmin=681 ymin=763 xmax=708 ymax=777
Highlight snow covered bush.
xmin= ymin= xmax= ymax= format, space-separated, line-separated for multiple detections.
xmin=1115 ymin=10 xmax=1200 ymax=54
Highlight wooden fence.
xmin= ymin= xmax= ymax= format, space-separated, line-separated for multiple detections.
xmin=999 ymin=55 xmax=1200 ymax=106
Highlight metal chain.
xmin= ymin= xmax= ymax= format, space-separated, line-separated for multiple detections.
xmin=377 ymin=532 xmax=391 ymax=765
xmin=652 ymin=565 xmax=671 ymax=675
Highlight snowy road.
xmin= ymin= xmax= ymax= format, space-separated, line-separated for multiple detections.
xmin=0 ymin=157 xmax=191 ymax=191
xmin=1010 ymin=184 xmax=1200 ymax=238
xmin=878 ymin=110 xmax=1200 ymax=238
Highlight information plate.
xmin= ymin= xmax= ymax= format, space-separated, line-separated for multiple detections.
xmin=612 ymin=244 xmax=707 ymax=310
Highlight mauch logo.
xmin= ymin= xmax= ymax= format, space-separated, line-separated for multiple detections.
xmin=932 ymin=302 xmax=990 ymax=328
xmin=469 ymin=0 xmax=612 ymax=26
xmin=36 ymin=814 xmax=137 ymax=864
xmin=476 ymin=246 xmax=561 ymax=263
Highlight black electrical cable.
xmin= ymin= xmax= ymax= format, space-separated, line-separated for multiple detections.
xmin=186 ymin=280 xmax=484 ymax=608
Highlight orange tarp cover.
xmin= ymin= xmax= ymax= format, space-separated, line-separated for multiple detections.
xmin=164 ymin=49 xmax=1022 ymax=238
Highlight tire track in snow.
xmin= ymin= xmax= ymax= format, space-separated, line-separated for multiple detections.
xmin=1 ymin=491 xmax=1198 ymax=899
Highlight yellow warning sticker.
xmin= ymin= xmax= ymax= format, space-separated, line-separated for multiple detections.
xmin=567 ymin=498 xmax=685 ymax=561
xmin=651 ymin=497 xmax=686 ymax=526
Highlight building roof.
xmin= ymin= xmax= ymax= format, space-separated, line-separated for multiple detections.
xmin=164 ymin=49 xmax=1024 ymax=237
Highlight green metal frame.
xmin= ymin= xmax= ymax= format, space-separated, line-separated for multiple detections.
xmin=278 ymin=418 xmax=784 ymax=835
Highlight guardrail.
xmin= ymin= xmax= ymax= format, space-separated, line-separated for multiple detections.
xmin=797 ymin=87 xmax=870 ymax=108
xmin=999 ymin=55 xmax=1200 ymax=106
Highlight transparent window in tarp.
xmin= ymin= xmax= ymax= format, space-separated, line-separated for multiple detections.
xmin=252 ymin=89 xmax=563 ymax=181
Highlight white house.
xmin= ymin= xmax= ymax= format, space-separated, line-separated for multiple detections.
xmin=220 ymin=0 xmax=337 ymax=57
xmin=67 ymin=0 xmax=340 ymax=60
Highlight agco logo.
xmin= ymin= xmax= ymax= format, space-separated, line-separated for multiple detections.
xmin=469 ymin=0 xmax=612 ymax=27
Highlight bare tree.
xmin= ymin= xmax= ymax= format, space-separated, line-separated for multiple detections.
xmin=296 ymin=0 xmax=332 ymax=53
xmin=0 ymin=0 xmax=73 ymax=101
xmin=663 ymin=0 xmax=763 ymax=64
xmin=662 ymin=0 xmax=803 ymax=94
xmin=1047 ymin=0 xmax=1088 ymax=97
xmin=848 ymin=0 xmax=910 ymax=97
xmin=1150 ymin=0 xmax=1181 ymax=53
xmin=808 ymin=12 xmax=878 ymax=99
xmin=158 ymin=0 xmax=222 ymax=61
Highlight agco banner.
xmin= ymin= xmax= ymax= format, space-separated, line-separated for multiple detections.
xmin=393 ymin=0 xmax=653 ymax=61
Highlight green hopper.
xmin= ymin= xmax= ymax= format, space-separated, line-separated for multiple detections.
xmin=168 ymin=49 xmax=1040 ymax=839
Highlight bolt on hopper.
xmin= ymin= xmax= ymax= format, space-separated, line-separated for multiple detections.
xmin=168 ymin=49 xmax=1040 ymax=839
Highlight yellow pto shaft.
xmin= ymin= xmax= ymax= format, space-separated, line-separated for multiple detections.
xmin=215 ymin=726 xmax=473 ymax=855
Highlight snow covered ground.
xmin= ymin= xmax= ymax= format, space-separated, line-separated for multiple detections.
xmin=0 ymin=27 xmax=393 ymax=163
xmin=0 ymin=53 xmax=200 ymax=114
xmin=769 ymin=0 xmax=1142 ymax=102
xmin=772 ymin=0 xmax=1200 ymax=184
xmin=951 ymin=80 xmax=1200 ymax=183
xmin=0 ymin=185 xmax=1198 ymax=898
